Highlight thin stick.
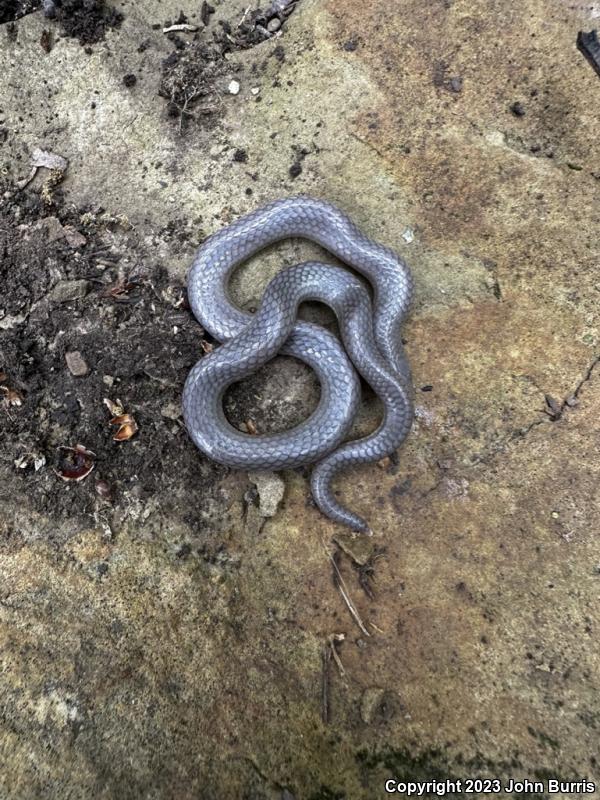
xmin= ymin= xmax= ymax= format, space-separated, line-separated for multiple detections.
xmin=328 ymin=550 xmax=370 ymax=637
xmin=321 ymin=643 xmax=331 ymax=724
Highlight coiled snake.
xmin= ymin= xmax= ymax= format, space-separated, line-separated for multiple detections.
xmin=182 ymin=196 xmax=414 ymax=533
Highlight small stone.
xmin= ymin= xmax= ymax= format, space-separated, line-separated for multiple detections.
xmin=250 ymin=86 xmax=260 ymax=95
xmin=248 ymin=471 xmax=285 ymax=517
xmin=449 ymin=76 xmax=463 ymax=93
xmin=39 ymin=216 xmax=65 ymax=242
xmin=510 ymin=101 xmax=526 ymax=117
xmin=65 ymin=351 xmax=89 ymax=377
xmin=232 ymin=148 xmax=248 ymax=163
xmin=267 ymin=17 xmax=281 ymax=32
xmin=48 ymin=279 xmax=90 ymax=303
xmin=401 ymin=227 xmax=414 ymax=243
xmin=123 ymin=73 xmax=137 ymax=88
xmin=62 ymin=226 xmax=87 ymax=248
xmin=103 ymin=375 xmax=115 ymax=387
xmin=228 ymin=80 xmax=240 ymax=95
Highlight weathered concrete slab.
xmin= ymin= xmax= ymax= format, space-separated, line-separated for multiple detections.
xmin=0 ymin=0 xmax=599 ymax=797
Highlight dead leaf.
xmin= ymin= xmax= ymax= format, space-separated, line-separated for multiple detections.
xmin=110 ymin=413 xmax=138 ymax=441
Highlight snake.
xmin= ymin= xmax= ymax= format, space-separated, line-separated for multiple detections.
xmin=182 ymin=195 xmax=414 ymax=534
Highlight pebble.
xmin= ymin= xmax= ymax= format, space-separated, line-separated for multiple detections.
xmin=48 ymin=279 xmax=90 ymax=303
xmin=401 ymin=227 xmax=415 ymax=243
xmin=250 ymin=87 xmax=260 ymax=95
xmin=39 ymin=216 xmax=65 ymax=242
xmin=267 ymin=17 xmax=281 ymax=32
xmin=228 ymin=80 xmax=240 ymax=95
xmin=65 ymin=351 xmax=89 ymax=377
xmin=62 ymin=225 xmax=87 ymax=248
xmin=248 ymin=470 xmax=285 ymax=517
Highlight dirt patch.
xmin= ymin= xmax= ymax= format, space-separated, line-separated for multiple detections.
xmin=53 ymin=0 xmax=123 ymax=45
xmin=159 ymin=36 xmax=237 ymax=130
xmin=0 ymin=0 xmax=122 ymax=44
xmin=158 ymin=2 xmax=300 ymax=130
xmin=0 ymin=0 xmax=36 ymax=23
xmin=0 ymin=181 xmax=245 ymax=546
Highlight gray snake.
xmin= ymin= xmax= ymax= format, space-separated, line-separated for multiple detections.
xmin=182 ymin=196 xmax=414 ymax=533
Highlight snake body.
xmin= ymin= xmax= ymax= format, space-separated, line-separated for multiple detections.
xmin=183 ymin=196 xmax=414 ymax=533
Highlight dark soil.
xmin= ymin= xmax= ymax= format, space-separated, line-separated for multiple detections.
xmin=0 ymin=177 xmax=320 ymax=549
xmin=54 ymin=0 xmax=123 ymax=45
xmin=0 ymin=0 xmax=37 ymax=23
xmin=0 ymin=184 xmax=240 ymax=545
xmin=0 ymin=0 xmax=122 ymax=44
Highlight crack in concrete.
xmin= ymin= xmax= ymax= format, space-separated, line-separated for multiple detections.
xmin=416 ymin=355 xmax=600 ymax=499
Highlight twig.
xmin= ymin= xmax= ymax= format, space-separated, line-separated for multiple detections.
xmin=238 ymin=5 xmax=252 ymax=26
xmin=163 ymin=23 xmax=199 ymax=33
xmin=321 ymin=643 xmax=331 ymax=724
xmin=328 ymin=633 xmax=346 ymax=677
xmin=328 ymin=548 xmax=370 ymax=637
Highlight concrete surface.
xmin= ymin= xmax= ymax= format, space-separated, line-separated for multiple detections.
xmin=0 ymin=0 xmax=599 ymax=797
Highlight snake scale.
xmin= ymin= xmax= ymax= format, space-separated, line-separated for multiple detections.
xmin=182 ymin=196 xmax=414 ymax=534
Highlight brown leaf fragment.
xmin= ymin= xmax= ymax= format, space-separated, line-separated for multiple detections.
xmin=110 ymin=413 xmax=138 ymax=441
xmin=40 ymin=29 xmax=52 ymax=52
xmin=102 ymin=276 xmax=139 ymax=300
xmin=1 ymin=385 xmax=24 ymax=407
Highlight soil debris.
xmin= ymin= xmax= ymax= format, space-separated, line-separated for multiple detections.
xmin=54 ymin=0 xmax=123 ymax=45
xmin=0 ymin=183 xmax=233 ymax=540
xmin=159 ymin=38 xmax=235 ymax=130
xmin=0 ymin=0 xmax=38 ymax=23
xmin=1 ymin=0 xmax=124 ymax=43
xmin=159 ymin=1 xmax=298 ymax=130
